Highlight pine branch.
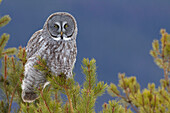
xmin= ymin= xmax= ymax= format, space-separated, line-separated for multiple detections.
xmin=17 ymin=46 xmax=27 ymax=66
xmin=120 ymin=74 xmax=139 ymax=113
xmin=4 ymin=55 xmax=7 ymax=80
xmin=86 ymin=63 xmax=92 ymax=113
xmin=0 ymin=33 xmax=9 ymax=57
xmin=161 ymin=33 xmax=170 ymax=91
xmin=11 ymin=56 xmax=15 ymax=72
xmin=0 ymin=15 xmax=11 ymax=28
xmin=39 ymin=89 xmax=52 ymax=113
xmin=4 ymin=55 xmax=9 ymax=104
xmin=26 ymin=103 xmax=29 ymax=113
xmin=52 ymin=76 xmax=74 ymax=113
xmin=150 ymin=29 xmax=170 ymax=92
xmin=64 ymin=86 xmax=74 ymax=113
xmin=0 ymin=34 xmax=9 ymax=48
xmin=141 ymin=94 xmax=148 ymax=113
xmin=8 ymin=83 xmax=19 ymax=113
xmin=2 ymin=48 xmax=17 ymax=56
xmin=93 ymin=82 xmax=107 ymax=97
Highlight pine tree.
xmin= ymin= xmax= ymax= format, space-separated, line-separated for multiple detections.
xmin=105 ymin=29 xmax=170 ymax=113
xmin=0 ymin=0 xmax=169 ymax=113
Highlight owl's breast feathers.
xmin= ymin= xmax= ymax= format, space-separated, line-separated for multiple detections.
xmin=26 ymin=30 xmax=77 ymax=58
xmin=26 ymin=29 xmax=77 ymax=76
xmin=43 ymin=40 xmax=77 ymax=75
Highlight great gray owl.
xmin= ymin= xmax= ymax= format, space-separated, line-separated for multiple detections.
xmin=21 ymin=12 xmax=77 ymax=102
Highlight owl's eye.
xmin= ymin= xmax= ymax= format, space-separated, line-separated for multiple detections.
xmin=54 ymin=24 xmax=59 ymax=29
xmin=64 ymin=24 xmax=68 ymax=29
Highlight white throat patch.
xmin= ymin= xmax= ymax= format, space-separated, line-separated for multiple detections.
xmin=52 ymin=37 xmax=61 ymax=41
xmin=52 ymin=37 xmax=71 ymax=41
xmin=63 ymin=37 xmax=71 ymax=41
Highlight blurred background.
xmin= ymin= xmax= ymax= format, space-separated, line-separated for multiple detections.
xmin=0 ymin=0 xmax=170 ymax=112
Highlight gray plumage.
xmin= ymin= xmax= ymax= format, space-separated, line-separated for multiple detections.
xmin=21 ymin=12 xmax=78 ymax=102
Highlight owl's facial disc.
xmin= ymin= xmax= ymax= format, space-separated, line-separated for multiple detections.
xmin=47 ymin=14 xmax=75 ymax=41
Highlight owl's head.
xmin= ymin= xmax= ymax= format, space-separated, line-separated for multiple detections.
xmin=44 ymin=12 xmax=77 ymax=41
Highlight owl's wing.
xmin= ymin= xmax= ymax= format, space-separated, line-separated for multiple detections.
xmin=26 ymin=29 xmax=43 ymax=59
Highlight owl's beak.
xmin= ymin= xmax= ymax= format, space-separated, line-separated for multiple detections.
xmin=60 ymin=32 xmax=63 ymax=36
xmin=60 ymin=32 xmax=63 ymax=39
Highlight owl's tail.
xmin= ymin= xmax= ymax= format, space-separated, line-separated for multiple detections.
xmin=21 ymin=62 xmax=49 ymax=103
xmin=21 ymin=81 xmax=49 ymax=103
xmin=22 ymin=90 xmax=38 ymax=103
xmin=21 ymin=77 xmax=39 ymax=102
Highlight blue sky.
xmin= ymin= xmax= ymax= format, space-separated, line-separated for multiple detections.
xmin=1 ymin=0 xmax=170 ymax=112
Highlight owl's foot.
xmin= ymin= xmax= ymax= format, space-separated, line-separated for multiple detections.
xmin=22 ymin=91 xmax=38 ymax=103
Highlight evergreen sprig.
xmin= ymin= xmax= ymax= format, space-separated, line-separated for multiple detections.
xmin=79 ymin=58 xmax=107 ymax=113
xmin=0 ymin=15 xmax=11 ymax=28
xmin=0 ymin=34 xmax=17 ymax=58
xmin=101 ymin=100 xmax=132 ymax=113
xmin=150 ymin=29 xmax=170 ymax=92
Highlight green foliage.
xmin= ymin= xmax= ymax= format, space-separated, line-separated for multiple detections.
xmin=0 ymin=47 xmax=26 ymax=113
xmin=150 ymin=29 xmax=170 ymax=91
xmin=0 ymin=15 xmax=11 ymax=28
xmin=0 ymin=34 xmax=17 ymax=58
xmin=78 ymin=58 xmax=107 ymax=113
xmin=101 ymin=100 xmax=132 ymax=113
xmin=104 ymin=29 xmax=170 ymax=113
xmin=106 ymin=73 xmax=170 ymax=113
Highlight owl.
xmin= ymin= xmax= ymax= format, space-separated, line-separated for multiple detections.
xmin=21 ymin=12 xmax=78 ymax=102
